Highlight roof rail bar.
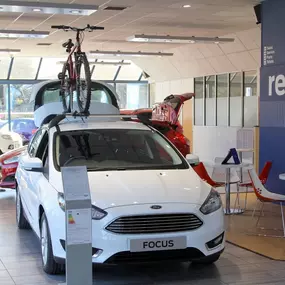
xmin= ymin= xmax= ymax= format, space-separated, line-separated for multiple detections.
xmin=47 ymin=113 xmax=138 ymax=129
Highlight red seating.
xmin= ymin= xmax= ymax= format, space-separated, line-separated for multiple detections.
xmin=193 ymin=162 xmax=225 ymax=188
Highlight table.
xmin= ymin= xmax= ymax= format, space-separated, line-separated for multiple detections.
xmin=279 ymin=173 xmax=285 ymax=180
xmin=204 ymin=162 xmax=253 ymax=215
xmin=236 ymin=148 xmax=254 ymax=182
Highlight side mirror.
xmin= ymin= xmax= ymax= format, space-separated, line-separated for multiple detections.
xmin=21 ymin=156 xmax=43 ymax=172
xmin=186 ymin=154 xmax=199 ymax=166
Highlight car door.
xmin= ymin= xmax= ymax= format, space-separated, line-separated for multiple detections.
xmin=19 ymin=127 xmax=47 ymax=229
xmin=27 ymin=130 xmax=50 ymax=234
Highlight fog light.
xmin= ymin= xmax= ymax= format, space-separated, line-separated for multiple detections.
xmin=206 ymin=232 xmax=224 ymax=249
xmin=93 ymin=249 xmax=103 ymax=258
xmin=8 ymin=144 xmax=14 ymax=150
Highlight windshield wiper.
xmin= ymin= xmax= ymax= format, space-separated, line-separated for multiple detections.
xmin=89 ymin=167 xmax=127 ymax=171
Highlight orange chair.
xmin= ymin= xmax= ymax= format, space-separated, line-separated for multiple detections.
xmin=193 ymin=162 xmax=225 ymax=188
xmin=234 ymin=161 xmax=272 ymax=211
xmin=248 ymin=168 xmax=285 ymax=237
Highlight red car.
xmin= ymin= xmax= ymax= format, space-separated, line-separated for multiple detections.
xmin=0 ymin=146 xmax=27 ymax=189
xmin=120 ymin=93 xmax=194 ymax=157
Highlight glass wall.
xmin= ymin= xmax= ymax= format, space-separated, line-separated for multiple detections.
xmin=194 ymin=70 xmax=258 ymax=128
xmin=194 ymin=77 xmax=204 ymax=126
xmin=0 ymin=56 xmax=149 ymax=133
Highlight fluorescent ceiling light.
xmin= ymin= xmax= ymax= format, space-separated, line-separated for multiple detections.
xmin=183 ymin=4 xmax=191 ymax=8
xmin=127 ymin=34 xmax=235 ymax=44
xmin=0 ymin=1 xmax=98 ymax=16
xmin=0 ymin=48 xmax=21 ymax=53
xmin=57 ymin=61 xmax=131 ymax=66
xmin=89 ymin=50 xmax=173 ymax=57
xmin=0 ymin=30 xmax=49 ymax=39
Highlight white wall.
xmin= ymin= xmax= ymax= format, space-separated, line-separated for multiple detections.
xmin=153 ymin=78 xmax=194 ymax=103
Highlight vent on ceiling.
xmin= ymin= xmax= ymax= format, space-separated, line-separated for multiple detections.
xmin=104 ymin=6 xmax=127 ymax=11
xmin=37 ymin=43 xmax=52 ymax=46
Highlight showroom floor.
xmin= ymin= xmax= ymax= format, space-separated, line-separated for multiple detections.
xmin=1 ymin=190 xmax=285 ymax=285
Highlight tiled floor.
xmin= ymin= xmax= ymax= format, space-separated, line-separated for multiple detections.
xmin=1 ymin=190 xmax=285 ymax=285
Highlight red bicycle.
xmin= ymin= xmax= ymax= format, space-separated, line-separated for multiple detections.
xmin=51 ymin=24 xmax=104 ymax=114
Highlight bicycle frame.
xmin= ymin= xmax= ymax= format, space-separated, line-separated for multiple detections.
xmin=66 ymin=31 xmax=82 ymax=82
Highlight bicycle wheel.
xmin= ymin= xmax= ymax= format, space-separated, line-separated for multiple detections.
xmin=61 ymin=62 xmax=71 ymax=113
xmin=76 ymin=53 xmax=91 ymax=113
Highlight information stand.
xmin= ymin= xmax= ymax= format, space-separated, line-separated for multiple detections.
xmin=61 ymin=166 xmax=92 ymax=285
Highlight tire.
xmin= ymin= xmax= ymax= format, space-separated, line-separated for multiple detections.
xmin=40 ymin=213 xmax=64 ymax=275
xmin=76 ymin=53 xmax=91 ymax=113
xmin=16 ymin=189 xmax=30 ymax=229
xmin=192 ymin=253 xmax=221 ymax=265
xmin=61 ymin=62 xmax=71 ymax=113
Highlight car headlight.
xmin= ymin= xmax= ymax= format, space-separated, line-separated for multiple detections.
xmin=91 ymin=206 xmax=107 ymax=220
xmin=3 ymin=154 xmax=20 ymax=164
xmin=58 ymin=193 xmax=107 ymax=220
xmin=200 ymin=189 xmax=222 ymax=215
xmin=2 ymin=134 xmax=11 ymax=140
xmin=58 ymin=193 xmax=66 ymax=211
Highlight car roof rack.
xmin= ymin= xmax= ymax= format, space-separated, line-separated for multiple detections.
xmin=47 ymin=112 xmax=138 ymax=129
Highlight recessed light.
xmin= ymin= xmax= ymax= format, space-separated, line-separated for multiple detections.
xmin=214 ymin=41 xmax=220 ymax=44
xmin=183 ymin=4 xmax=191 ymax=8
xmin=127 ymin=34 xmax=235 ymax=44
xmin=89 ymin=50 xmax=174 ymax=57
xmin=0 ymin=1 xmax=98 ymax=16
xmin=190 ymin=40 xmax=195 ymax=44
xmin=70 ymin=10 xmax=81 ymax=14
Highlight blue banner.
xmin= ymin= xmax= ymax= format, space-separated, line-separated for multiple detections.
xmin=262 ymin=0 xmax=285 ymax=66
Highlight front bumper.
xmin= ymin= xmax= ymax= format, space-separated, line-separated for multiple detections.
xmin=49 ymin=203 xmax=225 ymax=264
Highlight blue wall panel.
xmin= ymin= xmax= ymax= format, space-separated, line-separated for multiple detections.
xmin=260 ymin=127 xmax=285 ymax=194
xmin=260 ymin=0 xmax=285 ymax=194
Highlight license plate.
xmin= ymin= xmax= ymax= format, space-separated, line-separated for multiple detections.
xmin=130 ymin=236 xmax=187 ymax=252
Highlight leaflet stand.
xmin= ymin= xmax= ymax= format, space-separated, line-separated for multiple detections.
xmin=221 ymin=148 xmax=241 ymax=165
xmin=60 ymin=166 xmax=92 ymax=285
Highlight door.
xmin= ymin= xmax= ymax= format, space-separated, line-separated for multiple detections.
xmin=18 ymin=127 xmax=47 ymax=229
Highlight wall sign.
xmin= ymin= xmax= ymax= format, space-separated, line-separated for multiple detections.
xmin=262 ymin=0 xmax=285 ymax=66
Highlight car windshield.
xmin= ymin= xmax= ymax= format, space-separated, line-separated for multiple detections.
xmin=54 ymin=129 xmax=188 ymax=171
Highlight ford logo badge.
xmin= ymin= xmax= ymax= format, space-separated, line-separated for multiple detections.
xmin=151 ymin=205 xmax=162 ymax=210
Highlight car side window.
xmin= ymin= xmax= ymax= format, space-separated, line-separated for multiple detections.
xmin=28 ymin=128 xmax=46 ymax=157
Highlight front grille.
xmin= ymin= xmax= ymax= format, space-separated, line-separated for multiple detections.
xmin=105 ymin=213 xmax=203 ymax=234
xmin=105 ymin=248 xmax=205 ymax=264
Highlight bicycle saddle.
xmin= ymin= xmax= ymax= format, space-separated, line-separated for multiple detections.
xmin=62 ymin=39 xmax=74 ymax=48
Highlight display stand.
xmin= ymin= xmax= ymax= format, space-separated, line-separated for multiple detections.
xmin=60 ymin=166 xmax=92 ymax=285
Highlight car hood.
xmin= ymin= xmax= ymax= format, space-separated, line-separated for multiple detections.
xmin=54 ymin=169 xmax=211 ymax=210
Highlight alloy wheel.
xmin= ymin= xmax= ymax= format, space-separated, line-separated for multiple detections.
xmin=41 ymin=219 xmax=48 ymax=265
xmin=16 ymin=191 xmax=21 ymax=224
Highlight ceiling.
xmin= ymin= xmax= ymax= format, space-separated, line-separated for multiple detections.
xmin=0 ymin=0 xmax=260 ymax=57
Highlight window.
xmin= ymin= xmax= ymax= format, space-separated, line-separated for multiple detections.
xmin=116 ymin=83 xmax=148 ymax=109
xmin=28 ymin=128 xmax=46 ymax=157
xmin=194 ymin=70 xmax=258 ymax=128
xmin=10 ymin=57 xmax=41 ymax=79
xmin=54 ymin=129 xmax=188 ymax=171
xmin=217 ymin=74 xmax=228 ymax=126
xmin=205 ymin=76 xmax=215 ymax=126
xmin=116 ymin=61 xmax=142 ymax=81
xmin=38 ymin=58 xmax=66 ymax=80
xmin=244 ymin=70 xmax=258 ymax=127
xmin=194 ymin=77 xmax=204 ymax=126
xmin=92 ymin=60 xmax=120 ymax=81
xmin=0 ymin=58 xmax=11 ymax=79
xmin=0 ymin=84 xmax=8 ymax=121
xmin=10 ymin=84 xmax=34 ymax=117
xmin=230 ymin=72 xmax=242 ymax=126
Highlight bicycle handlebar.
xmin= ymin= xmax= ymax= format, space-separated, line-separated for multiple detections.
xmin=51 ymin=25 xmax=104 ymax=31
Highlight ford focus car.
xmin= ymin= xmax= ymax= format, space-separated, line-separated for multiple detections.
xmin=15 ymin=118 xmax=225 ymax=274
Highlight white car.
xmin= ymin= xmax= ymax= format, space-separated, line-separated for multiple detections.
xmin=0 ymin=124 xmax=23 ymax=154
xmin=15 ymin=115 xmax=225 ymax=274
